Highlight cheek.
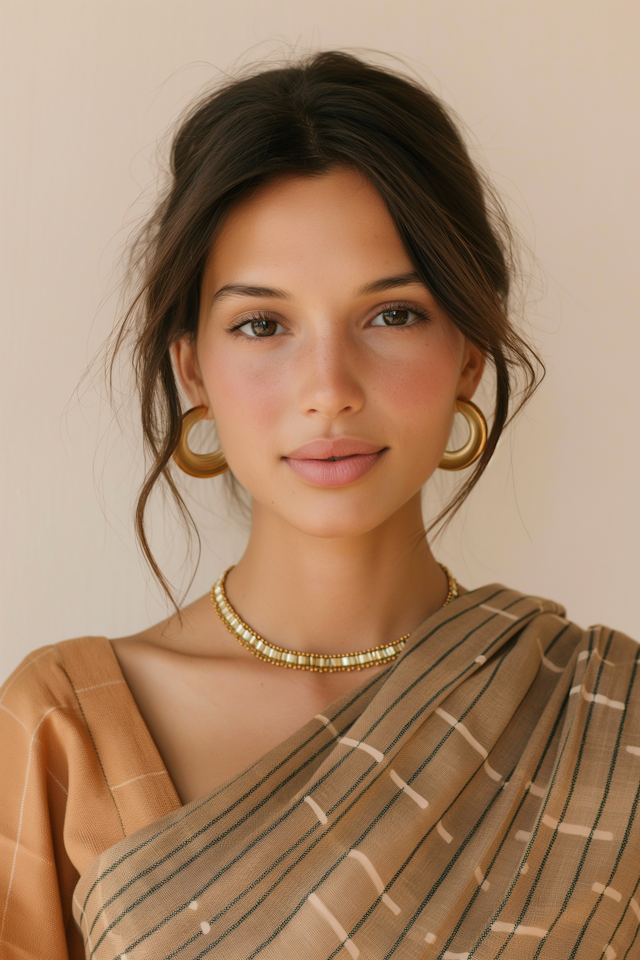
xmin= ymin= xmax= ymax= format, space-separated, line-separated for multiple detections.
xmin=370 ymin=339 xmax=460 ymax=431
xmin=202 ymin=344 xmax=288 ymax=452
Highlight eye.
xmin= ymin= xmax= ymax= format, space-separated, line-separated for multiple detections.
xmin=370 ymin=308 xmax=420 ymax=327
xmin=237 ymin=317 xmax=287 ymax=338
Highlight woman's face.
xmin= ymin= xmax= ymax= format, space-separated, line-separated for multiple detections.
xmin=174 ymin=166 xmax=484 ymax=539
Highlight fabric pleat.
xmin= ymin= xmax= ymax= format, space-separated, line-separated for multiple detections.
xmin=71 ymin=586 xmax=640 ymax=960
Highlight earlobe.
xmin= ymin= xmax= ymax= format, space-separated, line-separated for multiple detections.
xmin=171 ymin=337 xmax=211 ymax=414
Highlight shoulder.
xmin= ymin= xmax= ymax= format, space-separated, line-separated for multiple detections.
xmin=111 ymin=591 xmax=234 ymax=662
xmin=0 ymin=637 xmax=113 ymax=733
xmin=586 ymin=622 xmax=640 ymax=670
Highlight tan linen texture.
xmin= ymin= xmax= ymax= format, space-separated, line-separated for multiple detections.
xmin=73 ymin=586 xmax=640 ymax=960
xmin=0 ymin=637 xmax=181 ymax=959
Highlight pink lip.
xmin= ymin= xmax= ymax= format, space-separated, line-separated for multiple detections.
xmin=283 ymin=438 xmax=387 ymax=487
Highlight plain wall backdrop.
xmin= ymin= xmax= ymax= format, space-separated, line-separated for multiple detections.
xmin=1 ymin=0 xmax=638 ymax=679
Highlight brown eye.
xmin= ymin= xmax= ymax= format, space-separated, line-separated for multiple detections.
xmin=237 ymin=317 xmax=286 ymax=338
xmin=383 ymin=309 xmax=410 ymax=325
xmin=251 ymin=319 xmax=279 ymax=336
xmin=371 ymin=308 xmax=416 ymax=327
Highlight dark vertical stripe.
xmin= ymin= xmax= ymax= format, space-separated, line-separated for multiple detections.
xmin=564 ymin=650 xmax=639 ymax=959
xmin=529 ymin=630 xmax=627 ymax=960
xmin=437 ymin=699 xmax=569 ymax=958
xmin=467 ymin=629 xmax=598 ymax=957
xmin=119 ymin=631 xmax=519 ymax=959
xmin=492 ymin=629 xmax=616 ymax=960
xmin=86 ymin=592 xmax=523 ymax=952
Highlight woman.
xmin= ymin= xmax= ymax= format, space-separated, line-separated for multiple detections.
xmin=1 ymin=51 xmax=638 ymax=960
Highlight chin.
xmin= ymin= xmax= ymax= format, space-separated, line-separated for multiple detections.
xmin=272 ymin=497 xmax=400 ymax=540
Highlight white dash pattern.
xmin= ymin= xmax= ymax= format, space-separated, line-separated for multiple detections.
xmin=437 ymin=820 xmax=453 ymax=844
xmin=527 ymin=780 xmax=547 ymax=798
xmin=542 ymin=813 xmax=612 ymax=841
xmin=436 ymin=708 xmax=488 ymax=758
xmin=569 ymin=686 xmax=625 ymax=711
xmin=483 ymin=760 xmax=504 ymax=782
xmin=339 ymin=737 xmax=384 ymax=763
xmin=308 ymin=892 xmax=359 ymax=959
xmin=436 ymin=708 xmax=502 ymax=780
xmin=347 ymin=850 xmax=400 ymax=914
xmin=304 ymin=795 xmax=328 ymax=825
xmin=536 ymin=638 xmax=564 ymax=673
xmin=389 ymin=769 xmax=428 ymax=809
xmin=592 ymin=882 xmax=622 ymax=902
xmin=480 ymin=604 xmax=518 ymax=621
xmin=491 ymin=922 xmax=548 ymax=937
xmin=315 ymin=714 xmax=340 ymax=738
xmin=474 ymin=866 xmax=490 ymax=891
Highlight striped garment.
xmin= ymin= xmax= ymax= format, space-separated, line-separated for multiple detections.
xmin=71 ymin=585 xmax=640 ymax=960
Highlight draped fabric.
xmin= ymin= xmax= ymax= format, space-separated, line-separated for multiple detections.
xmin=0 ymin=637 xmax=181 ymax=960
xmin=73 ymin=585 xmax=640 ymax=960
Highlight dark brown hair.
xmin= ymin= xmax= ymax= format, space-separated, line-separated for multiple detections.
xmin=112 ymin=50 xmax=542 ymax=603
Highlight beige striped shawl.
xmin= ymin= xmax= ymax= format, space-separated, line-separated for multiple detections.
xmin=73 ymin=585 xmax=640 ymax=959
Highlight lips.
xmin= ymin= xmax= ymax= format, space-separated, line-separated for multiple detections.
xmin=283 ymin=438 xmax=387 ymax=487
xmin=285 ymin=438 xmax=384 ymax=460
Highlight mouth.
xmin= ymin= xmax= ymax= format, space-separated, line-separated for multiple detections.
xmin=283 ymin=439 xmax=388 ymax=488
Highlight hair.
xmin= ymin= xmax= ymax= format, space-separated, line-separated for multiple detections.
xmin=111 ymin=50 xmax=542 ymax=605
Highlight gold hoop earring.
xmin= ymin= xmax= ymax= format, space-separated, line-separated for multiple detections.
xmin=173 ymin=406 xmax=229 ymax=478
xmin=438 ymin=399 xmax=487 ymax=471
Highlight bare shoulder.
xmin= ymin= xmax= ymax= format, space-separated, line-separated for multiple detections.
xmin=109 ymin=590 xmax=249 ymax=716
xmin=111 ymin=592 xmax=234 ymax=662
xmin=106 ymin=591 xmax=320 ymax=804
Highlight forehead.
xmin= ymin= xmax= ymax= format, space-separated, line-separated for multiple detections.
xmin=203 ymin=167 xmax=413 ymax=294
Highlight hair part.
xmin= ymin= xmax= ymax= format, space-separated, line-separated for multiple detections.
xmin=111 ymin=50 xmax=543 ymax=606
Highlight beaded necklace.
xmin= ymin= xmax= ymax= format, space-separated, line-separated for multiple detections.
xmin=210 ymin=564 xmax=459 ymax=673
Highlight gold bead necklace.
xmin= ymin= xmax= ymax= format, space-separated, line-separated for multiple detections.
xmin=210 ymin=564 xmax=459 ymax=673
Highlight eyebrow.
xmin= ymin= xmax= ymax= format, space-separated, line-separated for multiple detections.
xmin=210 ymin=271 xmax=423 ymax=306
xmin=211 ymin=283 xmax=291 ymax=306
xmin=357 ymin=272 xmax=422 ymax=295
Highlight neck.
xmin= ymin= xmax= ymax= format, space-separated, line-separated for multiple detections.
xmin=224 ymin=493 xmax=448 ymax=656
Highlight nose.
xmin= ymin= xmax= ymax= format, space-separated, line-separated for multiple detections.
xmin=296 ymin=332 xmax=365 ymax=421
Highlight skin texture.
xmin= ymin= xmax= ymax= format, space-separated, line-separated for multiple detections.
xmin=112 ymin=168 xmax=484 ymax=804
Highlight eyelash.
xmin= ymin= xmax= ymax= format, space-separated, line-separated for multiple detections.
xmin=228 ymin=311 xmax=285 ymax=338
xmin=227 ymin=301 xmax=432 ymax=338
xmin=370 ymin=301 xmax=432 ymax=329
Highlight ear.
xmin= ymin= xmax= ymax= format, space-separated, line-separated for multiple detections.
xmin=171 ymin=336 xmax=213 ymax=417
xmin=456 ymin=340 xmax=486 ymax=401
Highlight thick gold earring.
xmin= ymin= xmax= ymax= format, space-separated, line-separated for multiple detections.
xmin=173 ymin=406 xmax=229 ymax=478
xmin=438 ymin=399 xmax=488 ymax=471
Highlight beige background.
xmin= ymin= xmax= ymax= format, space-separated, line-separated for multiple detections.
xmin=1 ymin=0 xmax=638 ymax=680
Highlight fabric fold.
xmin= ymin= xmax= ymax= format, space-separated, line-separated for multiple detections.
xmin=73 ymin=586 xmax=640 ymax=960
